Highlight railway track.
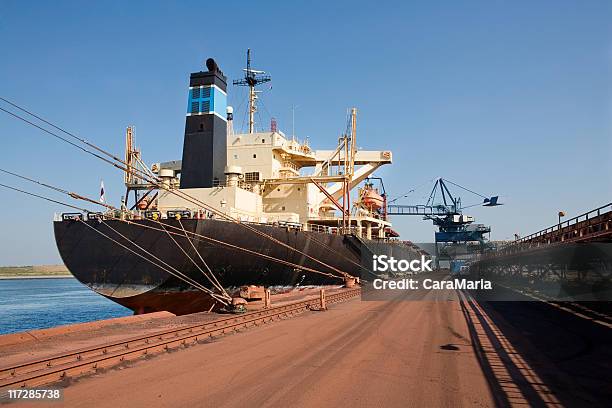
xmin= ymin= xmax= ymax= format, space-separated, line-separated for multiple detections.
xmin=0 ymin=287 xmax=360 ymax=392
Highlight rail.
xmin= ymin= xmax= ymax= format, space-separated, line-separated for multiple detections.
xmin=306 ymin=224 xmax=388 ymax=238
xmin=211 ymin=179 xmax=255 ymax=191
xmin=514 ymin=203 xmax=612 ymax=245
xmin=387 ymin=204 xmax=456 ymax=216
xmin=0 ymin=287 xmax=361 ymax=392
xmin=58 ymin=211 xmax=400 ymax=240
xmin=474 ymin=203 xmax=612 ymax=261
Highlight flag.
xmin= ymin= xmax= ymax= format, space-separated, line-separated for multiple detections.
xmin=100 ymin=181 xmax=106 ymax=203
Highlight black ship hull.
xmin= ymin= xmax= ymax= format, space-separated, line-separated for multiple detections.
xmin=54 ymin=218 xmax=422 ymax=315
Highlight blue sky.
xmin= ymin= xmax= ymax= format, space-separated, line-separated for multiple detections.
xmin=0 ymin=1 xmax=610 ymax=265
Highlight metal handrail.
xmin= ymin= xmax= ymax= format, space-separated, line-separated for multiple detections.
xmin=481 ymin=203 xmax=612 ymax=257
xmin=514 ymin=202 xmax=612 ymax=244
xmin=387 ymin=204 xmax=456 ymax=216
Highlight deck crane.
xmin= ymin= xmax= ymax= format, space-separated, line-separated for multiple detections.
xmin=387 ymin=178 xmax=502 ymax=269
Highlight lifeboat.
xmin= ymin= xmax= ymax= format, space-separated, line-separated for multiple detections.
xmin=137 ymin=198 xmax=149 ymax=210
xmin=362 ymin=187 xmax=384 ymax=210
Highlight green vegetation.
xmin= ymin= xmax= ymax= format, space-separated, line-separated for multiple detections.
xmin=0 ymin=265 xmax=71 ymax=277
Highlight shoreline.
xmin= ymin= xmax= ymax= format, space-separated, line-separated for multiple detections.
xmin=0 ymin=275 xmax=73 ymax=280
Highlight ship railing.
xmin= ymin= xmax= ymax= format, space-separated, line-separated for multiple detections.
xmin=61 ymin=210 xmax=383 ymax=238
xmin=60 ymin=210 xmax=409 ymax=244
xmin=306 ymin=224 xmax=371 ymax=236
xmin=280 ymin=161 xmax=300 ymax=172
xmin=211 ymin=179 xmax=255 ymax=191
xmin=61 ymin=210 xmax=310 ymax=233
xmin=307 ymin=223 xmax=332 ymax=234
xmin=256 ymin=220 xmax=304 ymax=232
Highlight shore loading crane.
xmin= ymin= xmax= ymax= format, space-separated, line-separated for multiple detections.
xmin=386 ymin=178 xmax=502 ymax=269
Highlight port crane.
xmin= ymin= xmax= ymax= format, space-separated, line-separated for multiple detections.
xmin=386 ymin=178 xmax=502 ymax=269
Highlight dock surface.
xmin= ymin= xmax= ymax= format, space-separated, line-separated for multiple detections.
xmin=5 ymin=280 xmax=610 ymax=408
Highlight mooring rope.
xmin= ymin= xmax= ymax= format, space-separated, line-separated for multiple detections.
xmin=158 ymin=219 xmax=230 ymax=300
xmin=78 ymin=219 xmax=228 ymax=305
xmin=0 ymin=180 xmax=347 ymax=283
xmin=82 ymin=219 xmax=231 ymax=304
xmin=0 ymin=100 xmax=353 ymax=279
xmin=177 ymin=218 xmax=227 ymax=295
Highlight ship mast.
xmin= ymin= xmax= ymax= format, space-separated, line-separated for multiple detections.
xmin=233 ymin=49 xmax=271 ymax=134
xmin=124 ymin=126 xmax=135 ymax=186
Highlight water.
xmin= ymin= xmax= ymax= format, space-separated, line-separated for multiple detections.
xmin=0 ymin=278 xmax=132 ymax=335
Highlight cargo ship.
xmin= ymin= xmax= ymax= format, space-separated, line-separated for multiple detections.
xmin=54 ymin=52 xmax=427 ymax=315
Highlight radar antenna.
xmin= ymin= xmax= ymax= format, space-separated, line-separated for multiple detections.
xmin=233 ymin=49 xmax=271 ymax=134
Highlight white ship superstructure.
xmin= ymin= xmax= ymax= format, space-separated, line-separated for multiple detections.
xmin=151 ymin=115 xmax=394 ymax=240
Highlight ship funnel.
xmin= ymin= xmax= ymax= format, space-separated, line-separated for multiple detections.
xmin=180 ymin=59 xmax=228 ymax=189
